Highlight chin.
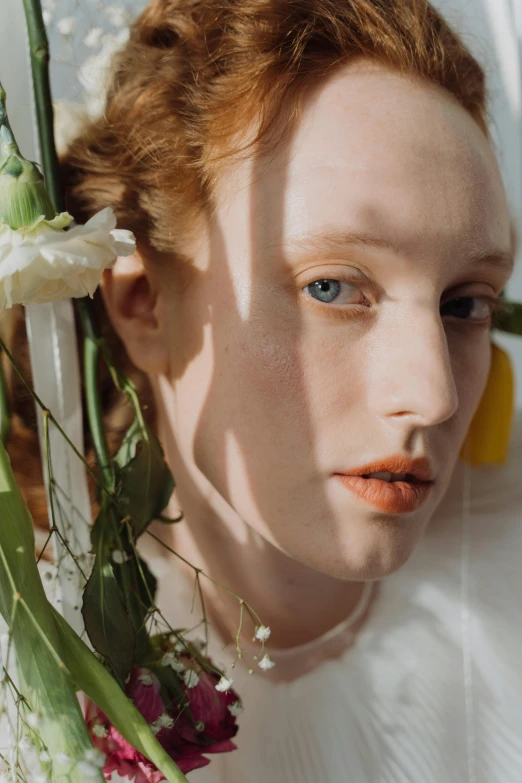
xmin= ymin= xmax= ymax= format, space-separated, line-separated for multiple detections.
xmin=297 ymin=522 xmax=424 ymax=581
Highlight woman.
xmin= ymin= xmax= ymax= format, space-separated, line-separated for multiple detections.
xmin=7 ymin=0 xmax=522 ymax=780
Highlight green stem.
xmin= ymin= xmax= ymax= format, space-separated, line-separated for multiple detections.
xmin=0 ymin=348 xmax=10 ymax=444
xmin=21 ymin=0 xmax=62 ymax=212
xmin=21 ymin=0 xmax=118 ymax=490
xmin=75 ymin=298 xmax=115 ymax=491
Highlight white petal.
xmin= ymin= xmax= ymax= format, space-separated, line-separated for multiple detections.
xmin=110 ymin=228 xmax=137 ymax=256
xmin=0 ymin=208 xmax=135 ymax=307
xmin=215 ymin=676 xmax=233 ymax=692
xmin=258 ymin=654 xmax=276 ymax=671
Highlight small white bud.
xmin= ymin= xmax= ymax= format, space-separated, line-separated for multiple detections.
xmin=227 ymin=700 xmax=244 ymax=717
xmin=138 ymin=671 xmax=154 ymax=686
xmin=161 ymin=652 xmax=185 ymax=672
xmin=254 ymin=625 xmax=271 ymax=642
xmin=183 ymin=669 xmax=200 ymax=689
xmin=92 ymin=723 xmax=109 ymax=739
xmin=150 ymin=712 xmax=174 ymax=734
xmin=215 ymin=676 xmax=233 ymax=692
xmin=258 ymin=654 xmax=276 ymax=671
xmin=111 ymin=549 xmax=130 ymax=565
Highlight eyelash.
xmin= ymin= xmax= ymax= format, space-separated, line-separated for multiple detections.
xmin=301 ymin=277 xmax=508 ymax=325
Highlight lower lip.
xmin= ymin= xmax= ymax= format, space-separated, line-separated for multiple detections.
xmin=333 ymin=474 xmax=434 ymax=514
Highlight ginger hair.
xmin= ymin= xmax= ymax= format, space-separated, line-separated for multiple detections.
xmin=3 ymin=0 xmax=492 ymax=535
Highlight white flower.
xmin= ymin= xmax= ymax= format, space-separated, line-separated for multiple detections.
xmin=161 ymin=652 xmax=186 ymax=672
xmin=258 ymin=654 xmax=276 ymax=671
xmin=111 ymin=549 xmax=131 ymax=565
xmin=92 ymin=723 xmax=109 ymax=739
xmin=254 ymin=625 xmax=271 ymax=642
xmin=39 ymin=751 xmax=51 ymax=763
xmin=183 ymin=669 xmax=200 ymax=689
xmin=150 ymin=712 xmax=174 ymax=735
xmin=55 ymin=753 xmax=72 ymax=764
xmin=215 ymin=676 xmax=233 ymax=692
xmin=138 ymin=671 xmax=154 ymax=686
xmin=227 ymin=700 xmax=244 ymax=717
xmin=168 ymin=635 xmax=186 ymax=653
xmin=0 ymin=207 xmax=135 ymax=309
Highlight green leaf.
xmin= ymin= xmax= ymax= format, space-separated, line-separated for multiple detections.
xmin=89 ymin=500 xmax=118 ymax=554
xmin=0 ymin=438 xmax=104 ymax=781
xmin=0 ymin=438 xmax=189 ymax=782
xmin=82 ymin=555 xmax=136 ymax=683
xmin=492 ymin=299 xmax=522 ymax=336
xmin=113 ymin=416 xmax=174 ymax=537
xmin=112 ymin=553 xmax=157 ymax=662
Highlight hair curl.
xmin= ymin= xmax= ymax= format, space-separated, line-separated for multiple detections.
xmin=4 ymin=0 xmax=492 ymax=538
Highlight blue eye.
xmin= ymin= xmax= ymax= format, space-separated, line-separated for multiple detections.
xmin=303 ymin=279 xmax=361 ymax=305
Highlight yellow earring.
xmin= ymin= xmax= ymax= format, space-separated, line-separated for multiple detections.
xmin=459 ymin=341 xmax=515 ymax=467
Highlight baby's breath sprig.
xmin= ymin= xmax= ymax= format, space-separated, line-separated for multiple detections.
xmin=145 ymin=530 xmax=274 ymax=674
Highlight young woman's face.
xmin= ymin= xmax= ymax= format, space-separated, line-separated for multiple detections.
xmin=154 ymin=59 xmax=514 ymax=580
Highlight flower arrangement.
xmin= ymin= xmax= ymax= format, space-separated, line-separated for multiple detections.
xmin=0 ymin=2 xmax=274 ymax=781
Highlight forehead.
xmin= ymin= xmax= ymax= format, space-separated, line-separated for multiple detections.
xmin=211 ymin=61 xmax=510 ymax=265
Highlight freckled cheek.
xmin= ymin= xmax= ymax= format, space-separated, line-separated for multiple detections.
xmin=222 ymin=325 xmax=363 ymax=429
xmin=450 ymin=334 xmax=492 ymax=426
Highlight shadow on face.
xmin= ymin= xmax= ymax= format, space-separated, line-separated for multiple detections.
xmin=141 ymin=59 xmax=515 ymax=581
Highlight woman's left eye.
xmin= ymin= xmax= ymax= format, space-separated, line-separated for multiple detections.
xmin=440 ymin=295 xmax=503 ymax=323
xmin=302 ymin=278 xmax=365 ymax=306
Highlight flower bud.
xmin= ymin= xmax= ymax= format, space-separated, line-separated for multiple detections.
xmin=0 ymin=82 xmax=56 ymax=229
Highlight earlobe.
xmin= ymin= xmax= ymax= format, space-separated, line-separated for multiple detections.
xmin=99 ymin=253 xmax=170 ymax=376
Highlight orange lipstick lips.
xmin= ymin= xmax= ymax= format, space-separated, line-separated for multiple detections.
xmin=333 ymin=455 xmax=435 ymax=514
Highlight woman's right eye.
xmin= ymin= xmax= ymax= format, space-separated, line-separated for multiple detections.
xmin=302 ymin=278 xmax=366 ymax=307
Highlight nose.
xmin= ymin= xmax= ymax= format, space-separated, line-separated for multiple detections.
xmin=367 ymin=309 xmax=459 ymax=428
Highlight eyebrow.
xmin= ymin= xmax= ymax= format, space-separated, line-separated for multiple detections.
xmin=277 ymin=228 xmax=516 ymax=274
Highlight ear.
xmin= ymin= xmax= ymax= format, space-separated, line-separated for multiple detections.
xmin=99 ymin=252 xmax=170 ymax=376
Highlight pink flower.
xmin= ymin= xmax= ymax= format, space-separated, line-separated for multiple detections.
xmin=85 ymin=663 xmax=240 ymax=781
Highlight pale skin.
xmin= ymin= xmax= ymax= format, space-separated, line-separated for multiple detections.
xmin=100 ymin=59 xmax=515 ymax=651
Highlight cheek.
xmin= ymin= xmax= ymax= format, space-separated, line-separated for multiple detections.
xmin=449 ymin=330 xmax=492 ymax=431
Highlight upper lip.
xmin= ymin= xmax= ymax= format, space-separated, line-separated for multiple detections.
xmin=335 ymin=456 xmax=435 ymax=483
